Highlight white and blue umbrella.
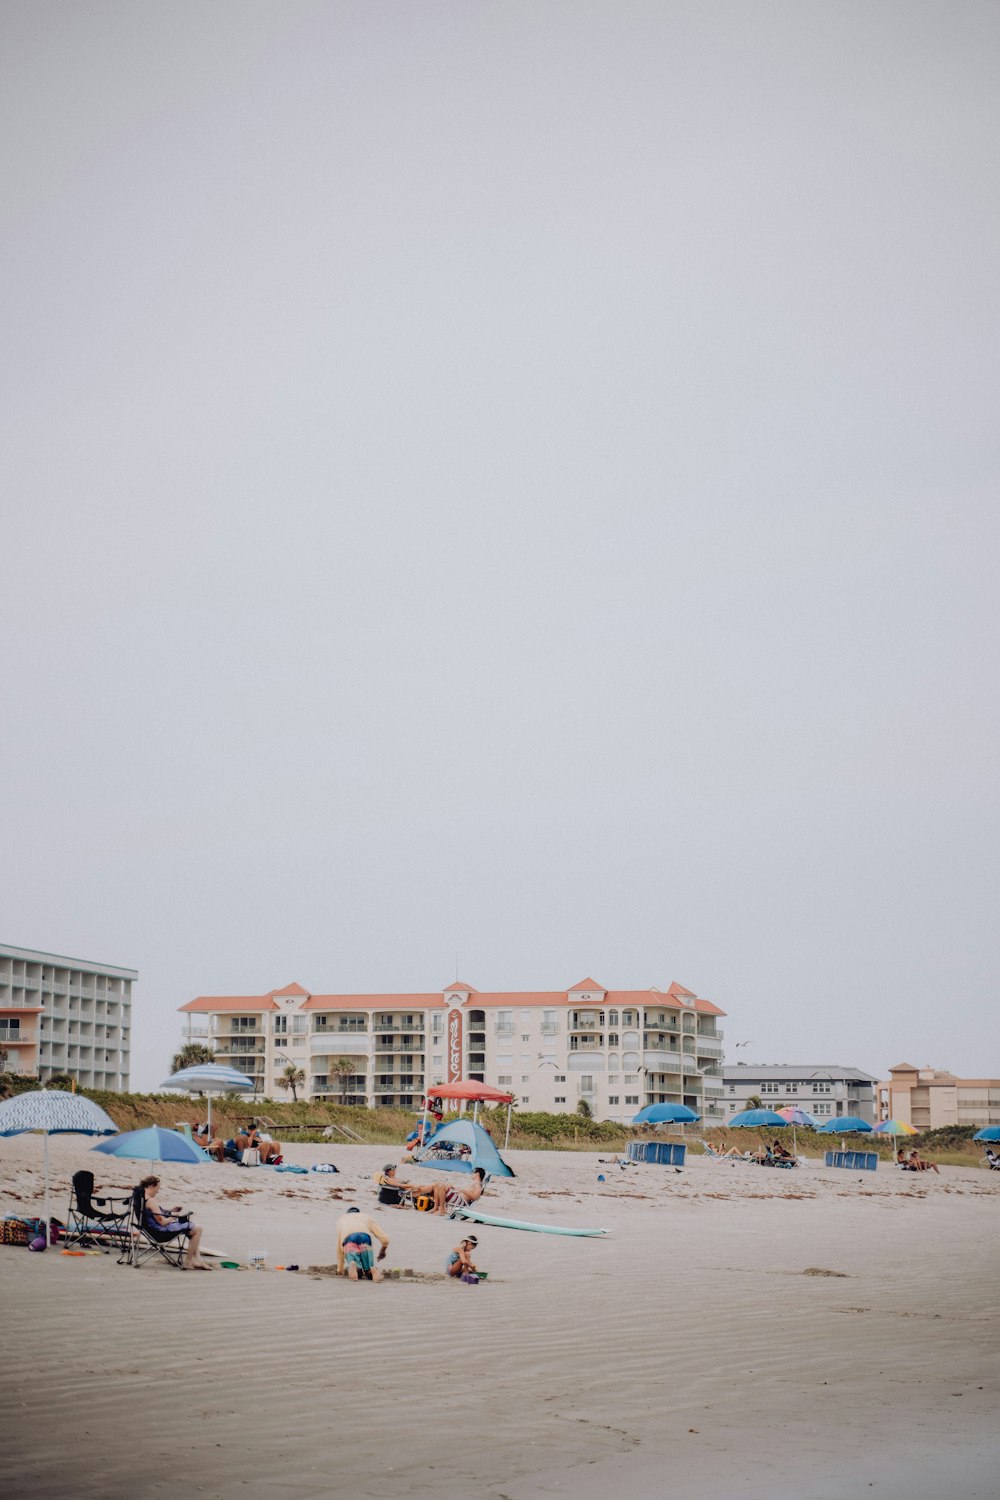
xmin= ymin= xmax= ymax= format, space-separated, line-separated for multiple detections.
xmin=92 ymin=1125 xmax=212 ymax=1165
xmin=973 ymin=1125 xmax=1000 ymax=1142
xmin=0 ymin=1089 xmax=118 ymax=1244
xmin=160 ymin=1063 xmax=255 ymax=1131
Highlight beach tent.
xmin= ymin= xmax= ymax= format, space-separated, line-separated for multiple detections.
xmin=416 ymin=1117 xmax=515 ymax=1178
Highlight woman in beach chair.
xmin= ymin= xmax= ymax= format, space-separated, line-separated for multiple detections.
xmin=905 ymin=1149 xmax=940 ymax=1174
xmin=435 ymin=1166 xmax=487 ymax=1217
xmin=984 ymin=1148 xmax=1000 ymax=1171
xmin=120 ymin=1176 xmax=212 ymax=1269
xmin=376 ymin=1164 xmax=440 ymax=1210
xmin=702 ymin=1141 xmax=749 ymax=1160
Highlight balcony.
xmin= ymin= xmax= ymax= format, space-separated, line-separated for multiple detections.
xmin=695 ymin=1041 xmax=724 ymax=1060
xmin=540 ymin=1022 xmax=559 ymax=1035
xmin=310 ymin=1034 xmax=369 ymax=1056
xmin=373 ymin=1021 xmax=424 ymax=1034
xmin=643 ymin=1052 xmax=684 ymax=1074
xmin=495 ymin=1023 xmax=514 ymax=1037
xmin=313 ymin=1019 xmax=368 ymax=1033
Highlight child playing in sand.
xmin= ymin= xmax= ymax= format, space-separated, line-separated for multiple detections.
xmin=446 ymin=1235 xmax=478 ymax=1278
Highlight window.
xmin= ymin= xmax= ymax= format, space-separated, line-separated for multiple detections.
xmin=521 ymin=1035 xmax=530 ymax=1042
xmin=521 ymin=1096 xmax=529 ymax=1104
xmin=432 ymin=1055 xmax=443 ymax=1068
xmin=554 ymin=1096 xmax=566 ymax=1104
xmin=608 ymin=1009 xmax=619 ymax=1026
xmin=521 ymin=1075 xmax=529 ymax=1083
xmin=812 ymin=1081 xmax=832 ymax=1094
xmin=608 ymin=1095 xmax=619 ymax=1105
xmin=555 ymin=1075 xmax=565 ymax=1083
xmin=608 ymin=1032 xmax=619 ymax=1046
xmin=625 ymin=1074 xmax=637 ymax=1085
xmin=761 ymin=1082 xmax=780 ymax=1094
xmin=498 ymin=1075 xmax=512 ymax=1085
xmin=624 ymin=1095 xmax=639 ymax=1105
xmin=729 ymin=1085 xmax=736 ymax=1093
xmin=580 ymin=1076 xmax=594 ymax=1091
xmin=729 ymin=1102 xmax=739 ymax=1111
xmin=814 ymin=1102 xmax=833 ymax=1116
xmin=608 ymin=1074 xmax=619 ymax=1084
xmin=622 ymin=1011 xmax=636 ymax=1026
xmin=273 ymin=1016 xmax=288 ymax=1035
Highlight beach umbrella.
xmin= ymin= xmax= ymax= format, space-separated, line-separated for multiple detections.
xmin=973 ymin=1126 xmax=1000 ymax=1142
xmin=872 ymin=1119 xmax=919 ymax=1160
xmin=776 ymin=1106 xmax=817 ymax=1155
xmin=729 ymin=1108 xmax=789 ymax=1129
xmin=815 ymin=1117 xmax=873 ymax=1134
xmin=632 ymin=1104 xmax=700 ymax=1125
xmin=91 ymin=1126 xmax=212 ymax=1165
xmin=0 ymin=1089 xmax=118 ymax=1245
xmin=159 ymin=1063 xmax=255 ymax=1132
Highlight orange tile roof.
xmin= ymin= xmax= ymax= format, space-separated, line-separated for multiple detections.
xmin=443 ymin=982 xmax=478 ymax=993
xmin=180 ymin=981 xmax=726 ymax=1016
xmin=180 ymin=995 xmax=280 ymax=1013
xmin=568 ymin=977 xmax=606 ymax=992
xmin=301 ymin=993 xmax=443 ymax=1011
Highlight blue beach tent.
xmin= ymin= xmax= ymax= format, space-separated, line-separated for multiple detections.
xmin=417 ymin=1118 xmax=515 ymax=1178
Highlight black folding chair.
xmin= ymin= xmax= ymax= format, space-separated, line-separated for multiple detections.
xmin=118 ymin=1185 xmax=192 ymax=1269
xmin=64 ymin=1170 xmax=132 ymax=1252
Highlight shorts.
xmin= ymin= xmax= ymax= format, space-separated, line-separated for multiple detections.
xmin=343 ymin=1233 xmax=374 ymax=1274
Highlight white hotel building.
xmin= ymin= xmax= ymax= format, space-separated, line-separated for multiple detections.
xmin=179 ymin=977 xmax=727 ymax=1125
xmin=0 ymin=942 xmax=135 ymax=1090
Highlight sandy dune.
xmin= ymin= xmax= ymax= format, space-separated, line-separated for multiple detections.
xmin=1 ymin=1135 xmax=998 ymax=1498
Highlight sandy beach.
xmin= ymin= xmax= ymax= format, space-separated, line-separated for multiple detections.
xmin=2 ymin=1136 xmax=998 ymax=1499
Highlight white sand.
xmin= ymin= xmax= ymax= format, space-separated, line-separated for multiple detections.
xmin=1 ymin=1135 xmax=998 ymax=1498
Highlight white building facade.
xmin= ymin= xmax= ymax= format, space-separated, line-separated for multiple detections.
xmin=722 ymin=1063 xmax=878 ymax=1123
xmin=0 ymin=942 xmax=135 ymax=1090
xmin=179 ymin=977 xmax=727 ymax=1125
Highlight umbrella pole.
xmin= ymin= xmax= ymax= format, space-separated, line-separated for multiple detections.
xmin=207 ymin=1094 xmax=212 ymax=1134
xmin=504 ymin=1101 xmax=512 ymax=1152
xmin=43 ymin=1132 xmax=50 ymax=1247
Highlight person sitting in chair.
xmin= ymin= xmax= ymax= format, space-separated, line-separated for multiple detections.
xmin=771 ymin=1139 xmax=794 ymax=1162
xmin=378 ymin=1163 xmax=439 ymax=1208
xmin=906 ymin=1149 xmax=940 ymax=1174
xmin=233 ymin=1122 xmax=281 ymax=1164
xmin=139 ymin=1175 xmax=212 ymax=1269
xmin=433 ymin=1166 xmax=486 ymax=1216
xmin=193 ymin=1123 xmax=227 ymax=1163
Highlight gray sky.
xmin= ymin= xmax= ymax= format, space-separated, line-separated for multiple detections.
xmin=3 ymin=2 xmax=998 ymax=1090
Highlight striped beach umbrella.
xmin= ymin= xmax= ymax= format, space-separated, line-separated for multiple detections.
xmin=873 ymin=1119 xmax=919 ymax=1136
xmin=776 ymin=1106 xmax=817 ymax=1154
xmin=160 ymin=1063 xmax=255 ymax=1132
xmin=0 ymin=1089 xmax=118 ymax=1244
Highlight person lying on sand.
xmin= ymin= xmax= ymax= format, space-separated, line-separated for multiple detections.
xmin=906 ymin=1150 xmax=940 ymax=1174
xmin=140 ymin=1175 xmax=213 ymax=1269
xmin=434 ymin=1166 xmax=486 ymax=1216
xmin=446 ymin=1235 xmax=479 ymax=1278
xmin=336 ymin=1206 xmax=389 ymax=1281
xmin=711 ymin=1142 xmax=747 ymax=1159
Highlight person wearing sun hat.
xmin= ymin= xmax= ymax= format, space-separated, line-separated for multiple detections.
xmin=446 ymin=1235 xmax=478 ymax=1278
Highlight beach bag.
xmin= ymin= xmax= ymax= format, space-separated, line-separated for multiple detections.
xmin=414 ymin=1195 xmax=434 ymax=1213
xmin=240 ymin=1148 xmax=261 ymax=1168
xmin=1 ymin=1217 xmax=44 ymax=1247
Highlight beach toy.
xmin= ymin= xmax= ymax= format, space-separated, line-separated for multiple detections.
xmin=460 ymin=1272 xmax=479 ymax=1284
xmin=29 ymin=1236 xmax=47 ymax=1251
xmin=597 ymin=1174 xmax=605 ymax=1182
xmin=248 ymin=1248 xmax=268 ymax=1270
xmin=220 ymin=1261 xmax=241 ymax=1269
xmin=61 ymin=1249 xmax=86 ymax=1257
xmin=476 ymin=1270 xmax=488 ymax=1280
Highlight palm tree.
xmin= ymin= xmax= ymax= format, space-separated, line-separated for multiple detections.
xmin=746 ymin=1094 xmax=763 ymax=1110
xmin=330 ymin=1057 xmax=355 ymax=1103
xmin=170 ymin=1041 xmax=215 ymax=1075
xmin=277 ymin=1062 xmax=306 ymax=1103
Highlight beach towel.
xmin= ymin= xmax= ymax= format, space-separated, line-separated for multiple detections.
xmin=275 ymin=1165 xmax=308 ymax=1174
xmin=310 ymin=1163 xmax=339 ymax=1173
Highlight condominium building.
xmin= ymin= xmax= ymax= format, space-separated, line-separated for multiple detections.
xmin=722 ymin=1063 xmax=878 ymax=1123
xmin=0 ymin=942 xmax=135 ymax=1090
xmin=178 ymin=977 xmax=727 ymax=1124
xmin=877 ymin=1064 xmax=1000 ymax=1129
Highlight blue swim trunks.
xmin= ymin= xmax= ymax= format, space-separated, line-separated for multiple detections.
xmin=343 ymin=1232 xmax=374 ymax=1274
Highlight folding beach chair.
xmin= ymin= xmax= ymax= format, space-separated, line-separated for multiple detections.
xmin=64 ymin=1170 xmax=132 ymax=1252
xmin=118 ymin=1185 xmax=191 ymax=1269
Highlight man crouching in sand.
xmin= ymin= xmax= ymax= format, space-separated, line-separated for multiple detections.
xmin=336 ymin=1205 xmax=389 ymax=1281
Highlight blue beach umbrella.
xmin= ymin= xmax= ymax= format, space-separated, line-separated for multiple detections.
xmin=0 ymin=1089 xmax=118 ymax=1241
xmin=92 ymin=1126 xmax=212 ymax=1165
xmin=632 ymin=1103 xmax=700 ymax=1125
xmin=973 ymin=1126 xmax=1000 ymax=1142
xmin=815 ymin=1117 xmax=873 ymax=1134
xmin=729 ymin=1108 xmax=789 ymax=1129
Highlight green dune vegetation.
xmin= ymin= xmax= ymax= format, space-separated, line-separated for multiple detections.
xmin=0 ymin=1073 xmax=990 ymax=1163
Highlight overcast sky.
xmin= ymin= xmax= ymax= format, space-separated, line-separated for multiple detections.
xmin=2 ymin=2 xmax=998 ymax=1090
